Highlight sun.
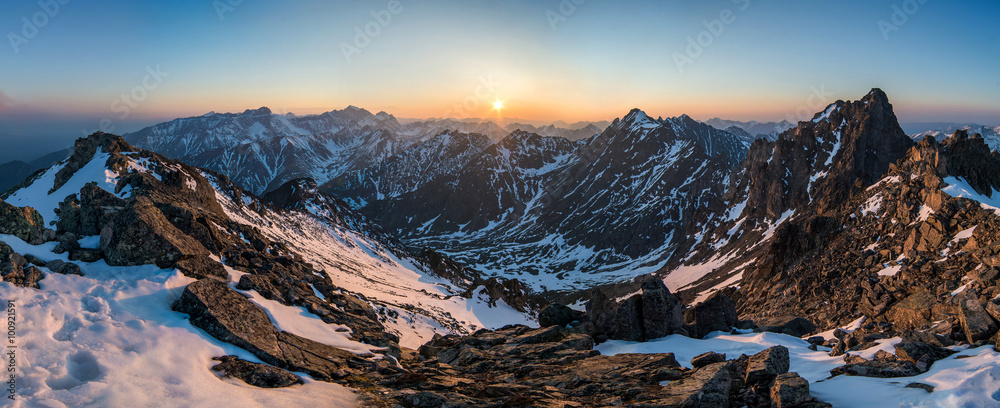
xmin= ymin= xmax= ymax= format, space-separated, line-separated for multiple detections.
xmin=493 ymin=100 xmax=503 ymax=110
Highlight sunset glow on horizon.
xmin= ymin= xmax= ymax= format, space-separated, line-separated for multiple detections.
xmin=0 ymin=0 xmax=998 ymax=161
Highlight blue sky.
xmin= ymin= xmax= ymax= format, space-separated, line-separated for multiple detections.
xmin=0 ymin=0 xmax=998 ymax=162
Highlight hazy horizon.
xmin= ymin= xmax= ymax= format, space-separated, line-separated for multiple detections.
xmin=1 ymin=0 xmax=998 ymax=162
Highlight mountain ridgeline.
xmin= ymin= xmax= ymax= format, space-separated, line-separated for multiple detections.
xmin=115 ymin=88 xmax=1000 ymax=332
xmin=123 ymin=107 xmax=604 ymax=195
xmin=9 ymin=89 xmax=1000 ymax=406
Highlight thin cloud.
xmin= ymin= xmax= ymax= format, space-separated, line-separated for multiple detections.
xmin=0 ymin=90 xmax=13 ymax=113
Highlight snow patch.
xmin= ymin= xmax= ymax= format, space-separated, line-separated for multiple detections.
xmin=942 ymin=176 xmax=1000 ymax=216
xmin=0 ymin=234 xmax=357 ymax=407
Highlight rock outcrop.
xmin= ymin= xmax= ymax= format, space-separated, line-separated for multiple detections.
xmin=377 ymin=325 xmax=831 ymax=408
xmin=172 ymin=279 xmax=373 ymax=381
xmin=585 ymin=274 xmax=688 ymax=342
xmin=0 ymin=242 xmax=43 ymax=288
xmin=100 ymin=196 xmax=211 ymax=268
xmin=210 ymin=356 xmax=303 ymax=388
xmin=0 ymin=199 xmax=46 ymax=244
xmin=956 ymin=289 xmax=999 ymax=343
xmin=686 ymin=292 xmax=739 ymax=338
xmin=537 ymin=303 xmax=584 ymax=328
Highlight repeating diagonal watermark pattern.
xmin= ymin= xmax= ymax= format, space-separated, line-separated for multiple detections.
xmin=546 ymin=0 xmax=586 ymax=32
xmin=877 ymin=0 xmax=930 ymax=41
xmin=83 ymin=65 xmax=170 ymax=136
xmin=673 ymin=0 xmax=750 ymax=74
xmin=341 ymin=0 xmax=410 ymax=63
xmin=214 ymin=0 xmax=245 ymax=21
xmin=7 ymin=0 xmax=71 ymax=54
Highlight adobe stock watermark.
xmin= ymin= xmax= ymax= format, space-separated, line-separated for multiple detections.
xmin=341 ymin=0 xmax=410 ymax=63
xmin=6 ymin=300 xmax=16 ymax=402
xmin=673 ymin=0 xmax=750 ymax=74
xmin=214 ymin=0 xmax=244 ymax=22
xmin=7 ymin=0 xmax=71 ymax=54
xmin=441 ymin=75 xmax=501 ymax=120
xmin=877 ymin=0 xmax=929 ymax=41
xmin=546 ymin=0 xmax=586 ymax=32
xmin=784 ymin=85 xmax=834 ymax=124
xmin=83 ymin=65 xmax=169 ymax=136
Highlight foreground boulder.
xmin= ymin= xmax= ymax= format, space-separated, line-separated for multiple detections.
xmin=744 ymin=345 xmax=790 ymax=386
xmin=756 ymin=316 xmax=816 ymax=337
xmin=41 ymin=259 xmax=83 ymax=276
xmin=0 ymin=242 xmax=43 ymax=289
xmin=685 ymin=292 xmax=738 ymax=339
xmin=656 ymin=361 xmax=739 ymax=407
xmin=537 ymin=303 xmax=584 ymax=328
xmin=211 ymin=356 xmax=302 ymax=388
xmin=831 ymin=339 xmax=955 ymax=379
xmin=885 ymin=290 xmax=937 ymax=330
xmin=893 ymin=342 xmax=955 ymax=368
xmin=587 ymin=274 xmax=686 ymax=342
xmin=613 ymin=294 xmax=645 ymax=341
xmin=55 ymin=182 xmax=126 ymax=236
xmin=691 ymin=351 xmax=726 ymax=368
xmin=640 ymin=275 xmax=685 ymax=339
xmin=956 ymin=289 xmax=999 ymax=343
xmin=0 ymin=199 xmax=47 ymax=245
xmin=770 ymin=372 xmax=811 ymax=408
xmin=172 ymin=279 xmax=371 ymax=381
xmin=403 ymin=325 xmax=689 ymax=407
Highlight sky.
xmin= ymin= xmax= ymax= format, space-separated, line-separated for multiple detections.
xmin=0 ymin=0 xmax=998 ymax=162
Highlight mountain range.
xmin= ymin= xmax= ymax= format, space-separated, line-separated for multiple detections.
xmin=4 ymin=89 xmax=1000 ymax=406
xmin=121 ymin=107 xmax=604 ymax=195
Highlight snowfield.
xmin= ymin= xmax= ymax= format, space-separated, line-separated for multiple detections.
xmin=208 ymin=175 xmax=535 ymax=348
xmin=0 ymin=234 xmax=358 ymax=408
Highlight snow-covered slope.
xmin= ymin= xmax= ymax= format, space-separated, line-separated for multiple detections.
xmin=209 ymin=175 xmax=533 ymax=347
xmin=0 ymin=235 xmax=359 ymax=406
xmin=4 ymin=132 xmax=533 ymax=356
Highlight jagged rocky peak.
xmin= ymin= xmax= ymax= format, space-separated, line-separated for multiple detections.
xmin=734 ymin=88 xmax=914 ymax=221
